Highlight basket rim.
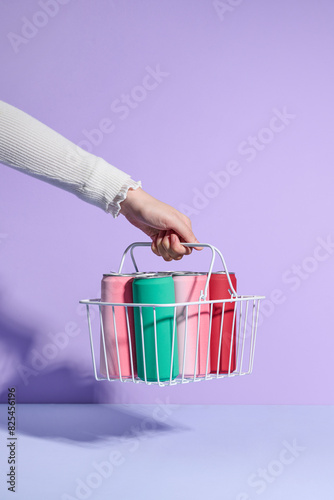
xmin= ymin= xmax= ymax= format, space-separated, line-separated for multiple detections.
xmin=79 ymin=295 xmax=265 ymax=307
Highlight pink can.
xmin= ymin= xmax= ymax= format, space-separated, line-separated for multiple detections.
xmin=173 ymin=272 xmax=211 ymax=377
xmin=100 ymin=273 xmax=138 ymax=379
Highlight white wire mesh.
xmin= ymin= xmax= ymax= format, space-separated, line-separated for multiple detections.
xmin=80 ymin=242 xmax=264 ymax=387
xmin=80 ymin=295 xmax=262 ymax=386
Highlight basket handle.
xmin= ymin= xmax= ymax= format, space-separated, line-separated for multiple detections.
xmin=117 ymin=241 xmax=237 ymax=299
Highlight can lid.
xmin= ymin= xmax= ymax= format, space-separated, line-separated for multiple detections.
xmin=137 ymin=273 xmax=159 ymax=277
xmin=171 ymin=271 xmax=191 ymax=275
xmin=212 ymin=271 xmax=235 ymax=275
xmin=133 ymin=274 xmax=172 ymax=280
xmin=172 ymin=271 xmax=206 ymax=276
xmin=132 ymin=272 xmax=157 ymax=275
xmin=103 ymin=272 xmax=157 ymax=277
xmin=103 ymin=272 xmax=134 ymax=277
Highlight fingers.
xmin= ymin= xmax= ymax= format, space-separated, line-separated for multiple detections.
xmin=151 ymin=235 xmax=161 ymax=257
xmin=162 ymin=231 xmax=186 ymax=260
xmin=153 ymin=230 xmax=197 ymax=261
xmin=168 ymin=232 xmax=190 ymax=259
xmin=169 ymin=212 xmax=203 ymax=251
xmin=148 ymin=205 xmax=202 ymax=260
xmin=153 ymin=230 xmax=178 ymax=261
xmin=156 ymin=230 xmax=172 ymax=261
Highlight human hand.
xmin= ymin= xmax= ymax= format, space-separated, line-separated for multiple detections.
xmin=119 ymin=187 xmax=202 ymax=261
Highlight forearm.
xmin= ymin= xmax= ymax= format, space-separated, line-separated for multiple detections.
xmin=0 ymin=100 xmax=141 ymax=217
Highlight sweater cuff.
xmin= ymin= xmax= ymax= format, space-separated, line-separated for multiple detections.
xmin=107 ymin=178 xmax=142 ymax=218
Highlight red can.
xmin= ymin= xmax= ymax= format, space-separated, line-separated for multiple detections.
xmin=209 ymin=272 xmax=237 ymax=374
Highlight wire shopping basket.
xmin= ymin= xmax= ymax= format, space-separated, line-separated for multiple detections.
xmin=80 ymin=242 xmax=265 ymax=386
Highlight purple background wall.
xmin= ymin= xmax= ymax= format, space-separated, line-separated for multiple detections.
xmin=0 ymin=0 xmax=333 ymax=404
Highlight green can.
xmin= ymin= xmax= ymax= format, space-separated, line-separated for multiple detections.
xmin=132 ymin=275 xmax=179 ymax=382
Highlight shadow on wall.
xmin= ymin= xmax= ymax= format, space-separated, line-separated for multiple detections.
xmin=0 ymin=291 xmax=186 ymax=444
xmin=0 ymin=289 xmax=108 ymax=404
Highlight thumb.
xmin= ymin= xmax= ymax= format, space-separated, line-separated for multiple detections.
xmin=169 ymin=216 xmax=203 ymax=251
xmin=193 ymin=238 xmax=203 ymax=251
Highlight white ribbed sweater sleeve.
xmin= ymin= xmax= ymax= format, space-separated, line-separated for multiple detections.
xmin=0 ymin=100 xmax=142 ymax=217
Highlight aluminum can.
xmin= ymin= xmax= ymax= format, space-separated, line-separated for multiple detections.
xmin=132 ymin=275 xmax=179 ymax=382
xmin=172 ymin=272 xmax=211 ymax=377
xmin=100 ymin=273 xmax=137 ymax=379
xmin=209 ymin=272 xmax=237 ymax=374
